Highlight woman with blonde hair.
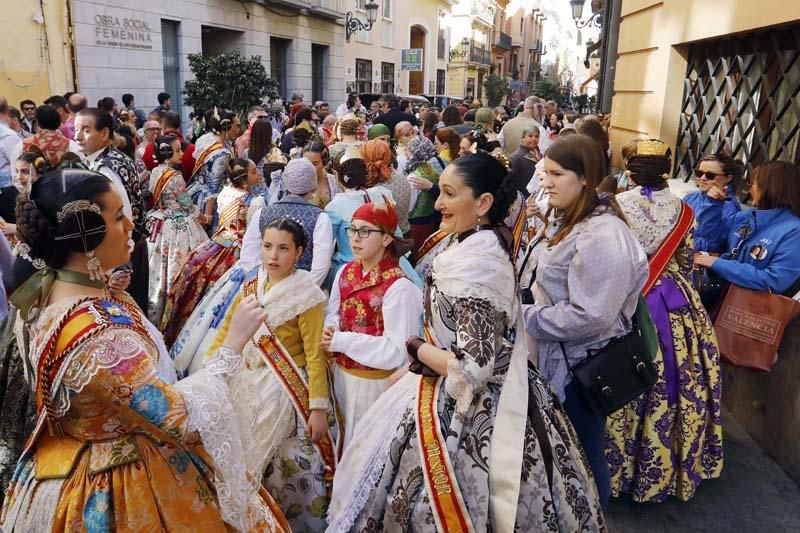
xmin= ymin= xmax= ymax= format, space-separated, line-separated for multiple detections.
xmin=329 ymin=116 xmax=363 ymax=163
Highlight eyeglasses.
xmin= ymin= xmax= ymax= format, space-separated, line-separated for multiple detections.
xmin=256 ymin=115 xmax=269 ymax=120
xmin=694 ymin=169 xmax=725 ymax=180
xmin=347 ymin=226 xmax=385 ymax=239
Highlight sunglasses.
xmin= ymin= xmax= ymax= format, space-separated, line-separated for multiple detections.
xmin=255 ymin=115 xmax=269 ymax=120
xmin=694 ymin=169 xmax=725 ymax=180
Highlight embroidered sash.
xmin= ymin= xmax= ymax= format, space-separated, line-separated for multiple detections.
xmin=643 ymin=201 xmax=694 ymax=295
xmin=190 ymin=140 xmax=225 ymax=181
xmin=415 ymin=374 xmax=475 ymax=533
xmin=415 ymin=230 xmax=448 ymax=264
xmin=243 ymin=277 xmax=339 ymax=481
xmin=152 ymin=168 xmax=179 ymax=208
xmin=510 ymin=200 xmax=526 ymax=263
xmin=416 ymin=324 xmax=475 ymax=533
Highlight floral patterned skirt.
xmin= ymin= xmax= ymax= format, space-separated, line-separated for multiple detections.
xmin=171 ymin=263 xmax=250 ymax=377
xmin=605 ymin=271 xmax=723 ymax=502
xmin=146 ymin=212 xmax=208 ymax=326
xmin=160 ymin=240 xmax=239 ymax=348
xmin=0 ymin=317 xmax=36 ymax=506
xmin=350 ymin=367 xmax=606 ymax=532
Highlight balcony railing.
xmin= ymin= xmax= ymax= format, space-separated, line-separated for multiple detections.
xmin=494 ymin=31 xmax=512 ymax=51
xmin=470 ymin=0 xmax=494 ymax=25
xmin=469 ymin=43 xmax=491 ymax=65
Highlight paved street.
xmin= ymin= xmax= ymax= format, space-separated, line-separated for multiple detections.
xmin=605 ymin=410 xmax=800 ymax=533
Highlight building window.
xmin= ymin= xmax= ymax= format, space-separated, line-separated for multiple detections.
xmin=161 ymin=20 xmax=181 ymax=110
xmin=437 ymin=26 xmax=446 ymax=59
xmin=270 ymin=37 xmax=291 ymax=100
xmin=382 ymin=20 xmax=393 ymax=48
xmin=311 ymin=44 xmax=328 ymax=104
xmin=381 ymin=62 xmax=395 ymax=94
xmin=466 ymin=77 xmax=476 ymax=99
xmin=356 ymin=59 xmax=373 ymax=94
xmin=436 ymin=69 xmax=445 ymax=95
xmin=382 ymin=0 xmax=392 ymax=19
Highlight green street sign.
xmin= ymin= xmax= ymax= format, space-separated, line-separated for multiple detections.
xmin=401 ymin=48 xmax=423 ymax=71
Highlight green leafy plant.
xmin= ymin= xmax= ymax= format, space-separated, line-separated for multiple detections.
xmin=483 ymin=72 xmax=508 ymax=108
xmin=183 ymin=49 xmax=279 ymax=118
xmin=531 ymin=77 xmax=561 ymax=102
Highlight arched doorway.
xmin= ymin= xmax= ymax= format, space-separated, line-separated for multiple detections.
xmin=409 ymin=25 xmax=426 ymax=95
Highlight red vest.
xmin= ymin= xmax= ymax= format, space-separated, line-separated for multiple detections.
xmin=335 ymin=254 xmax=406 ymax=374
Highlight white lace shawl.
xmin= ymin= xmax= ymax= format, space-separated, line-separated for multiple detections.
xmin=232 ymin=267 xmax=329 ymax=475
xmin=431 ymin=229 xmax=516 ymax=320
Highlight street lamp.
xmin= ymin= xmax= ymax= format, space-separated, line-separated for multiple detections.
xmin=345 ymin=2 xmax=379 ymax=43
xmin=570 ymin=0 xmax=603 ymax=29
xmin=449 ymin=38 xmax=470 ymax=61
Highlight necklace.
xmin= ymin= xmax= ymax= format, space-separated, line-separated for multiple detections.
xmin=55 ymin=269 xmax=107 ymax=289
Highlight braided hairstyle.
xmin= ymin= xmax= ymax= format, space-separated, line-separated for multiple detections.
xmin=227 ymin=158 xmax=253 ymax=187
xmin=262 ymin=216 xmax=308 ymax=251
xmin=155 ymin=134 xmax=180 ymax=164
xmin=15 ymin=169 xmax=112 ymax=269
xmin=450 ymin=151 xmax=517 ymax=226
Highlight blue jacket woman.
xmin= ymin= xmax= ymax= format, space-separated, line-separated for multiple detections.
xmin=684 ymin=153 xmax=743 ymax=252
xmin=694 ymin=161 xmax=800 ymax=294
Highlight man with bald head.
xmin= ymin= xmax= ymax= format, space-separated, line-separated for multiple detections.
xmin=66 ymin=93 xmax=87 ymax=139
xmin=498 ymin=95 xmax=545 ymax=157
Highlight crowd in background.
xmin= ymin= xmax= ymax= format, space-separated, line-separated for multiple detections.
xmin=0 ymin=84 xmax=798 ymax=532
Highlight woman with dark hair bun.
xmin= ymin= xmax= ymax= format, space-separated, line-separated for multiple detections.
xmin=189 ymin=107 xmax=239 ymax=226
xmin=145 ymin=134 xmax=207 ymax=324
xmin=0 ymin=169 xmax=289 ymax=531
xmin=160 ymin=158 xmax=261 ymax=346
xmin=607 ymin=139 xmax=723 ymax=503
xmin=328 ymin=150 xmax=605 ymax=532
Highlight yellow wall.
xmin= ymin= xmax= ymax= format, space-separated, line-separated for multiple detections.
xmin=0 ymin=0 xmax=74 ymax=106
xmin=610 ymin=0 xmax=800 ymax=166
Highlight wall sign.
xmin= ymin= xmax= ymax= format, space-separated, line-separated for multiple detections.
xmin=401 ymin=49 xmax=423 ymax=71
xmin=94 ymin=14 xmax=154 ymax=50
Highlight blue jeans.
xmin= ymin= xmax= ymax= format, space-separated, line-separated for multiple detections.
xmin=563 ymin=382 xmax=610 ymax=509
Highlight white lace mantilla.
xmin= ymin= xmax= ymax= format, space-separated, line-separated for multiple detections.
xmin=176 ymin=346 xmax=281 ymax=532
xmin=616 ymin=187 xmax=682 ymax=255
xmin=432 ymin=229 xmax=516 ymax=319
xmin=256 ymin=267 xmax=327 ymax=330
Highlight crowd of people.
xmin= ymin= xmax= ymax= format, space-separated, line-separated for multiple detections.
xmin=0 ymin=86 xmax=798 ymax=532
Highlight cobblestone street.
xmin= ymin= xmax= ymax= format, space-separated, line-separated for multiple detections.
xmin=606 ymin=410 xmax=800 ymax=533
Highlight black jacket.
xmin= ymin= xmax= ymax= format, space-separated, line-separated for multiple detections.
xmin=372 ymin=109 xmax=419 ymax=138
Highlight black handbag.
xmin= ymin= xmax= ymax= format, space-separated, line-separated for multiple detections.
xmin=559 ymin=294 xmax=659 ymax=416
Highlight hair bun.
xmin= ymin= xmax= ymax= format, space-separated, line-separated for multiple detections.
xmin=15 ymin=194 xmax=57 ymax=265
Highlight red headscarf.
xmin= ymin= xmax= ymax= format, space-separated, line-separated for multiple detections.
xmin=352 ymin=200 xmax=398 ymax=236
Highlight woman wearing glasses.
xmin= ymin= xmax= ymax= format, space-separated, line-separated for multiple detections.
xmin=683 ymin=154 xmax=743 ymax=252
xmin=694 ymin=160 xmax=800 ymax=299
xmin=321 ymin=201 xmax=421 ymax=446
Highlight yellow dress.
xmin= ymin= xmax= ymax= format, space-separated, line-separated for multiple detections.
xmin=0 ymin=294 xmax=289 ymax=532
xmin=212 ymin=267 xmax=337 ymax=532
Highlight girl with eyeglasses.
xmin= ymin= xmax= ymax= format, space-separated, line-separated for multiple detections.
xmin=683 ymin=153 xmax=743 ymax=252
xmin=321 ymin=201 xmax=421 ymax=447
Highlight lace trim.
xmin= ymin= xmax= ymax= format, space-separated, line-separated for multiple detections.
xmin=327 ymin=372 xmax=419 ymax=533
xmin=445 ymin=357 xmax=476 ymax=416
xmin=256 ymin=267 xmax=327 ymax=329
xmin=175 ymin=347 xmax=273 ymax=532
xmin=309 ymin=398 xmax=328 ymax=411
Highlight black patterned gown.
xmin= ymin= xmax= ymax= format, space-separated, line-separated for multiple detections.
xmin=328 ymin=230 xmax=606 ymax=532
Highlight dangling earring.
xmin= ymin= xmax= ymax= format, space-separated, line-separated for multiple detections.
xmin=86 ymin=250 xmax=104 ymax=281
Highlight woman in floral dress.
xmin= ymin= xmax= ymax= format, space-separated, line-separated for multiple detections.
xmin=145 ymin=135 xmax=208 ymax=325
xmin=1 ymin=168 xmax=288 ymax=532
xmin=606 ymin=139 xmax=723 ymax=502
xmin=160 ymin=158 xmax=262 ymax=347
xmin=211 ymin=217 xmax=338 ymax=532
xmin=328 ymin=152 xmax=605 ymax=532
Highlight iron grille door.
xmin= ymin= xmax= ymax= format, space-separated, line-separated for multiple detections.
xmin=674 ymin=24 xmax=800 ymax=199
